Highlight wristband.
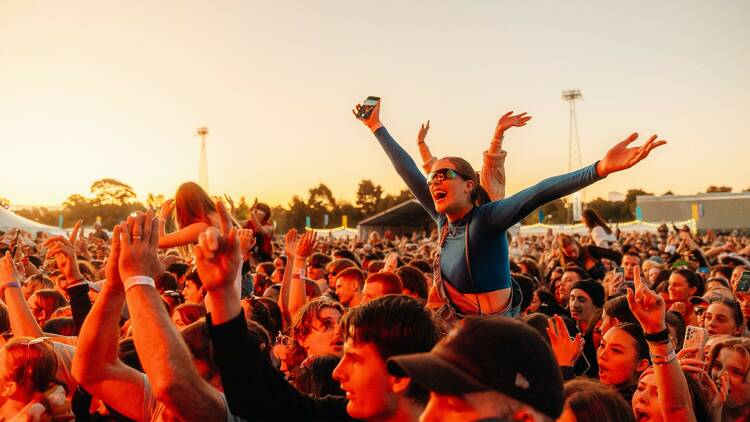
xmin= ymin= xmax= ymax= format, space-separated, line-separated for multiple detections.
xmin=292 ymin=269 xmax=306 ymax=279
xmin=2 ymin=282 xmax=20 ymax=290
xmin=644 ymin=328 xmax=670 ymax=344
xmin=124 ymin=276 xmax=156 ymax=292
xmin=66 ymin=278 xmax=87 ymax=289
xmin=650 ymin=348 xmax=677 ymax=366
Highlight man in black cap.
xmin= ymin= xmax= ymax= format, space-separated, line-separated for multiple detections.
xmin=387 ymin=317 xmax=563 ymax=422
xmin=568 ymin=279 xmax=605 ymax=332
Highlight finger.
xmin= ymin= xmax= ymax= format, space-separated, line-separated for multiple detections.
xmin=206 ymin=227 xmax=220 ymax=252
xmin=426 ymin=120 xmax=430 ymax=129
xmin=546 ymin=317 xmax=557 ymax=337
xmin=618 ymin=132 xmax=639 ymax=148
xmin=198 ymin=232 xmax=213 ymax=259
xmin=149 ymin=216 xmax=160 ymax=246
xmin=632 ymin=264 xmax=642 ymax=291
xmin=121 ymin=220 xmax=132 ymax=247
xmin=502 ymin=111 xmax=513 ymax=119
xmin=111 ymin=224 xmax=122 ymax=260
xmin=43 ymin=235 xmax=73 ymax=248
xmin=545 ymin=326 xmax=557 ymax=342
xmin=69 ymin=220 xmax=82 ymax=243
xmin=626 ymin=287 xmax=637 ymax=311
xmin=216 ymin=200 xmax=233 ymax=235
xmin=132 ymin=213 xmax=145 ymax=241
xmin=193 ymin=244 xmax=205 ymax=262
xmin=143 ymin=210 xmax=154 ymax=244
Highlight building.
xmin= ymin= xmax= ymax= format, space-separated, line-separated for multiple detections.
xmin=637 ymin=192 xmax=750 ymax=231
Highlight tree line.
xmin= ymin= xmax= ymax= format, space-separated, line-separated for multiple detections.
xmin=6 ymin=181 xmax=749 ymax=231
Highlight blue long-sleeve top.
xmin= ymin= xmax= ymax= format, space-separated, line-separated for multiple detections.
xmin=373 ymin=126 xmax=605 ymax=293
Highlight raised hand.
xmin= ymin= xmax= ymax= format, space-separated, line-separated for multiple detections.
xmin=0 ymin=252 xmax=21 ymax=287
xmin=118 ymin=211 xmax=162 ymax=281
xmin=237 ymin=228 xmax=256 ymax=259
xmin=626 ymin=264 xmax=666 ymax=333
xmin=382 ymin=252 xmax=399 ymax=273
xmin=284 ymin=228 xmax=299 ymax=257
xmin=295 ymin=230 xmax=318 ymax=259
xmin=43 ymin=220 xmax=84 ymax=288
xmin=596 ymin=133 xmax=667 ymax=177
xmin=106 ymin=225 xmax=125 ymax=292
xmin=352 ymin=99 xmax=382 ymax=131
xmin=193 ymin=201 xmax=241 ymax=293
xmin=417 ymin=120 xmax=430 ymax=144
xmin=546 ymin=315 xmax=584 ymax=366
xmin=494 ymin=111 xmax=532 ymax=140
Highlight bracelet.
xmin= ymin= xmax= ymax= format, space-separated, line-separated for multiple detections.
xmin=124 ymin=276 xmax=156 ymax=292
xmin=292 ymin=269 xmax=306 ymax=279
xmin=644 ymin=328 xmax=670 ymax=344
xmin=650 ymin=348 xmax=677 ymax=366
xmin=66 ymin=278 xmax=87 ymax=289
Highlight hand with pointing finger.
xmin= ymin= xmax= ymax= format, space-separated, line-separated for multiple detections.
xmin=626 ymin=264 xmax=666 ymax=334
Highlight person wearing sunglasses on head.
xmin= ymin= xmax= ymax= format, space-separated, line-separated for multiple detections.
xmin=354 ymin=98 xmax=666 ymax=323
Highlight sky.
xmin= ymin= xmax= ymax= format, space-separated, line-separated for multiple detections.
xmin=1 ymin=0 xmax=748 ymax=208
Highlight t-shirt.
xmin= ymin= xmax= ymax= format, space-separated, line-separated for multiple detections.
xmin=142 ymin=375 xmax=244 ymax=422
xmin=591 ymin=225 xmax=616 ymax=247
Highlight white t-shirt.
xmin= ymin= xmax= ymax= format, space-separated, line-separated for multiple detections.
xmin=142 ymin=375 xmax=243 ymax=422
xmin=591 ymin=226 xmax=616 ymax=247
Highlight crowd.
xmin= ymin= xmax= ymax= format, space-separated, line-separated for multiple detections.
xmin=0 ymin=98 xmax=747 ymax=421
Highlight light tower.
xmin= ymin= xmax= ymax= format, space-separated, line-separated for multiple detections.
xmin=197 ymin=127 xmax=209 ymax=192
xmin=561 ymin=89 xmax=584 ymax=221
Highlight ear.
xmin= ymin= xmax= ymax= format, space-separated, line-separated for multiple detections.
xmin=636 ymin=358 xmax=650 ymax=373
xmin=0 ymin=380 xmax=17 ymax=398
xmin=464 ymin=179 xmax=475 ymax=194
xmin=38 ymin=310 xmax=47 ymax=323
xmin=388 ymin=375 xmax=411 ymax=395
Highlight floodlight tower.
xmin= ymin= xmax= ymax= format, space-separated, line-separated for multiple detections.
xmin=197 ymin=127 xmax=209 ymax=192
xmin=562 ymin=89 xmax=584 ymax=221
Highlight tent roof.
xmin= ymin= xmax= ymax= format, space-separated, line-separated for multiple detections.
xmin=0 ymin=207 xmax=67 ymax=236
xmin=358 ymin=200 xmax=433 ymax=228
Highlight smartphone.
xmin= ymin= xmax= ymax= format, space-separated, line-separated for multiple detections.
xmin=737 ymin=271 xmax=750 ymax=293
xmin=357 ymin=96 xmax=380 ymax=119
xmin=698 ymin=267 xmax=709 ymax=274
xmin=683 ymin=325 xmax=708 ymax=353
xmin=9 ymin=229 xmax=20 ymax=258
xmin=615 ymin=266 xmax=625 ymax=275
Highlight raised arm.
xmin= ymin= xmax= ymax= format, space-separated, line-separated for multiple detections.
xmin=354 ymin=99 xmax=439 ymax=221
xmin=627 ymin=265 xmax=696 ymax=422
xmin=279 ymin=228 xmax=298 ymax=325
xmin=483 ymin=132 xmax=666 ymax=232
xmin=120 ymin=212 xmax=226 ymax=421
xmin=71 ymin=224 xmax=146 ymax=421
xmin=416 ymin=120 xmax=437 ymax=174
xmin=0 ymin=252 xmax=43 ymax=338
xmin=288 ymin=230 xmax=318 ymax=318
xmin=481 ymin=111 xmax=531 ymax=201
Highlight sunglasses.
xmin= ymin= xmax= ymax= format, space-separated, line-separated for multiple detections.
xmin=426 ymin=168 xmax=461 ymax=185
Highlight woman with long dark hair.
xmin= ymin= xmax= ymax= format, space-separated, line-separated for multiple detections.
xmin=158 ymin=182 xmax=221 ymax=250
xmin=582 ymin=208 xmax=616 ymax=247
xmin=354 ymin=99 xmax=665 ymax=320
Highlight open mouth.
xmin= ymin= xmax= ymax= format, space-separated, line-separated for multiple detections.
xmin=634 ymin=408 xmax=649 ymax=422
xmin=433 ymin=189 xmax=447 ymax=202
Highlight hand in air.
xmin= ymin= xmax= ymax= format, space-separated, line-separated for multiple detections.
xmin=417 ymin=120 xmax=430 ymax=144
xmin=295 ymin=230 xmax=319 ymax=259
xmin=626 ymin=264 xmax=666 ymax=333
xmin=193 ymin=201 xmax=242 ymax=293
xmin=118 ymin=211 xmax=162 ymax=281
xmin=596 ymin=133 xmax=667 ymax=177
xmin=546 ymin=314 xmax=584 ymax=367
xmin=494 ymin=111 xmax=532 ymax=140
xmin=352 ymin=99 xmax=382 ymax=131
xmin=43 ymin=220 xmax=84 ymax=288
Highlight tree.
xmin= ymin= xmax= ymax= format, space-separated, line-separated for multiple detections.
xmin=662 ymin=191 xmax=674 ymax=196
xmin=90 ymin=179 xmax=137 ymax=206
xmin=356 ymin=180 xmax=383 ymax=216
xmin=706 ymin=186 xmax=732 ymax=193
xmin=625 ymin=189 xmax=653 ymax=215
xmin=307 ymin=184 xmax=337 ymax=212
xmin=585 ymin=197 xmax=633 ymax=222
xmin=377 ymin=189 xmax=413 ymax=213
xmin=145 ymin=193 xmax=165 ymax=211
xmin=521 ymin=199 xmax=567 ymax=225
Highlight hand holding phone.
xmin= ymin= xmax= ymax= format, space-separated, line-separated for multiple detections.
xmin=683 ymin=325 xmax=708 ymax=355
xmin=737 ymin=271 xmax=750 ymax=293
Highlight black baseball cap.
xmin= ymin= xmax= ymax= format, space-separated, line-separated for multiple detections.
xmin=387 ymin=317 xmax=563 ymax=419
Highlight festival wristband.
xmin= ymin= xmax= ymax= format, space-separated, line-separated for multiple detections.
xmin=65 ymin=278 xmax=87 ymax=289
xmin=650 ymin=349 xmax=677 ymax=366
xmin=293 ymin=269 xmax=306 ymax=279
xmin=124 ymin=276 xmax=156 ymax=292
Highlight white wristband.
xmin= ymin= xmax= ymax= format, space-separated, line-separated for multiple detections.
xmin=124 ymin=276 xmax=156 ymax=292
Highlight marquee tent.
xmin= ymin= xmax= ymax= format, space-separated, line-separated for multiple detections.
xmin=0 ymin=207 xmax=67 ymax=236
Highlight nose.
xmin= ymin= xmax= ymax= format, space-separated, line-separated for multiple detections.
xmin=332 ymin=360 xmax=345 ymax=382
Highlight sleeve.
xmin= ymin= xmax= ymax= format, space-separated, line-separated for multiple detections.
xmin=480 ymin=149 xmax=507 ymax=201
xmin=421 ymin=156 xmax=437 ymax=174
xmin=480 ymin=163 xmax=604 ymax=232
xmin=586 ymin=245 xmax=623 ymax=263
xmin=66 ymin=283 xmax=92 ymax=335
xmin=206 ymin=311 xmax=352 ymax=421
xmin=373 ymin=127 xmax=439 ymax=222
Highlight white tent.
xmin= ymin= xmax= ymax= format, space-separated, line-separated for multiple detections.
xmin=309 ymin=226 xmax=359 ymax=240
xmin=518 ymin=219 xmax=697 ymax=236
xmin=0 ymin=207 xmax=67 ymax=236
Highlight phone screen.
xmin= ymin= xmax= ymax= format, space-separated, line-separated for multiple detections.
xmin=738 ymin=271 xmax=750 ymax=293
xmin=363 ymin=96 xmax=380 ymax=106
xmin=615 ymin=267 xmax=624 ymax=274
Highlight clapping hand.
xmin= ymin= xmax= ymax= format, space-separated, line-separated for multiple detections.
xmin=0 ymin=252 xmax=21 ymax=287
xmin=193 ymin=201 xmax=241 ymax=293
xmin=117 ymin=211 xmax=162 ymax=282
xmin=494 ymin=111 xmax=532 ymax=140
xmin=237 ymin=228 xmax=256 ymax=260
xmin=626 ymin=264 xmax=666 ymax=333
xmin=43 ymin=220 xmax=84 ymax=288
xmin=295 ymin=230 xmax=318 ymax=260
xmin=596 ymin=133 xmax=667 ymax=177
xmin=284 ymin=229 xmax=299 ymax=258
